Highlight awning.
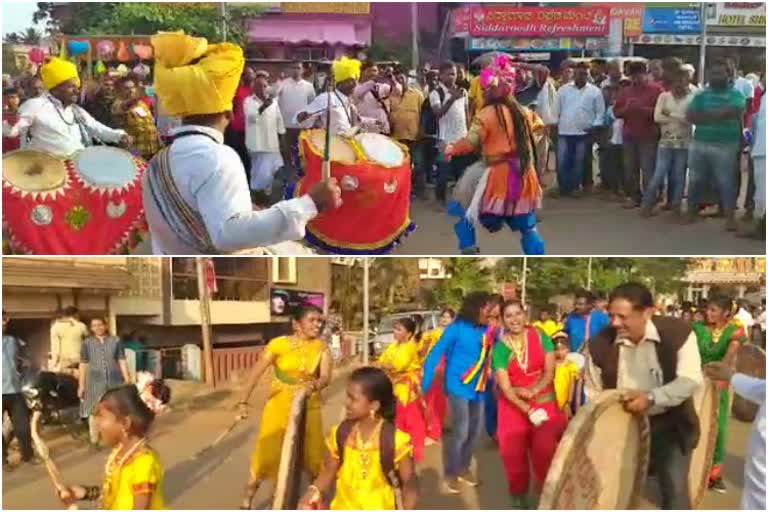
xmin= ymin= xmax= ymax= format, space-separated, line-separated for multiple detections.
xmin=246 ymin=18 xmax=371 ymax=46
xmin=2 ymin=258 xmax=131 ymax=291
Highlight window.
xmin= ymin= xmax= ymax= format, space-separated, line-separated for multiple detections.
xmin=171 ymin=258 xmax=269 ymax=301
xmin=272 ymin=257 xmax=297 ymax=284
xmin=291 ymin=46 xmax=330 ymax=62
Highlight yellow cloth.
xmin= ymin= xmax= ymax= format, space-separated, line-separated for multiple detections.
xmin=102 ymin=446 xmax=166 ymax=510
xmin=532 ymin=320 xmax=563 ymax=338
xmin=332 ymin=57 xmax=361 ymax=84
xmin=326 ymin=423 xmax=412 ymax=510
xmin=250 ymin=336 xmax=327 ymax=480
xmin=151 ymin=31 xmax=245 ymax=117
xmin=418 ymin=328 xmax=443 ymax=362
xmin=40 ymin=57 xmax=80 ymax=90
xmin=390 ymin=86 xmax=424 ymax=142
xmin=469 ymin=75 xmax=484 ymax=118
xmin=379 ymin=340 xmax=421 ymax=405
xmin=554 ymin=361 xmax=580 ymax=410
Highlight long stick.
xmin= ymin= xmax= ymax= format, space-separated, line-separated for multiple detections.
xmin=30 ymin=411 xmax=78 ymax=510
xmin=321 ymin=71 xmax=333 ymax=180
xmin=193 ymin=414 xmax=244 ymax=459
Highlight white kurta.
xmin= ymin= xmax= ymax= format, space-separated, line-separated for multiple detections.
xmin=731 ymin=374 xmax=765 ymax=511
xmin=142 ymin=125 xmax=317 ymax=255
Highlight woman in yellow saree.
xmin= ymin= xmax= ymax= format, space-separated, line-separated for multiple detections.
xmin=237 ymin=304 xmax=332 ymax=509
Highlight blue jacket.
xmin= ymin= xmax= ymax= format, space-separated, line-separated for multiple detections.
xmin=563 ymin=309 xmax=610 ymax=352
xmin=421 ymin=319 xmax=489 ymax=402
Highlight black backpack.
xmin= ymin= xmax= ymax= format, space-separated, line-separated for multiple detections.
xmin=335 ymin=419 xmax=402 ymax=503
xmin=420 ymin=87 xmax=445 ymax=138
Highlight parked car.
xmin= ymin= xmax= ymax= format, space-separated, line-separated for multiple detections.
xmin=372 ymin=310 xmax=442 ymax=357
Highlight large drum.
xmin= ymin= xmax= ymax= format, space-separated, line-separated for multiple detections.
xmin=688 ymin=379 xmax=719 ymax=508
xmin=291 ymin=129 xmax=414 ymax=254
xmin=273 ymin=389 xmax=309 ymax=510
xmin=2 ymin=147 xmax=147 ymax=255
xmin=731 ymin=344 xmax=766 ymax=421
xmin=539 ymin=390 xmax=650 ymax=510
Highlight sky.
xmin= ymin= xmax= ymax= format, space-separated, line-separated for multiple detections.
xmin=2 ymin=1 xmax=43 ymax=36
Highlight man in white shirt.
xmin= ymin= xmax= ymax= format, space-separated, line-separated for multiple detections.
xmin=2 ymin=57 xmax=130 ymax=158
xmin=296 ymin=57 xmax=377 ymax=137
xmin=704 ymin=361 xmax=765 ymax=511
xmin=143 ymin=31 xmax=340 ymax=255
xmin=353 ymin=61 xmax=402 ymax=135
xmin=552 ymin=62 xmax=605 ymax=197
xmin=244 ymin=71 xmax=285 ymax=198
xmin=277 ymin=61 xmax=315 ymax=179
xmin=735 ymin=302 xmax=756 ymax=338
xmin=431 ymin=61 xmax=470 ymax=205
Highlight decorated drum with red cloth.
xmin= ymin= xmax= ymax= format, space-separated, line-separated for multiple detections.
xmin=2 ymin=147 xmax=147 ymax=255
xmin=293 ymin=130 xmax=414 ymax=254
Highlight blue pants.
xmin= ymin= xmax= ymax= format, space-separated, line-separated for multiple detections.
xmin=642 ymin=147 xmax=688 ymax=210
xmin=688 ymin=141 xmax=739 ymax=212
xmin=443 ymin=394 xmax=485 ymax=478
xmin=556 ymin=134 xmax=588 ymax=195
xmin=448 ymin=202 xmax=545 ymax=255
xmin=484 ymin=377 xmax=497 ymax=438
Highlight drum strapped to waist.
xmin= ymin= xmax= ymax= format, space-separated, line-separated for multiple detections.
xmin=732 ymin=344 xmax=766 ymax=422
xmin=2 ymin=147 xmax=147 ymax=255
xmin=538 ymin=390 xmax=650 ymax=510
xmin=292 ymin=129 xmax=414 ymax=254
xmin=272 ymin=389 xmax=310 ymax=510
xmin=688 ymin=378 xmax=719 ymax=509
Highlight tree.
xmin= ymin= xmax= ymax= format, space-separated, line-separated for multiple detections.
xmin=33 ymin=2 xmax=263 ymax=44
xmin=3 ymin=33 xmax=22 ymax=45
xmin=20 ymin=28 xmax=42 ymax=45
xmin=432 ymin=258 xmax=493 ymax=310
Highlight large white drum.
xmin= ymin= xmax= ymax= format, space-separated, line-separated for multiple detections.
xmin=355 ymin=132 xmax=406 ymax=168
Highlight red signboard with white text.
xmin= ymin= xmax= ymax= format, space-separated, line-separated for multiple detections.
xmin=469 ymin=5 xmax=610 ymax=38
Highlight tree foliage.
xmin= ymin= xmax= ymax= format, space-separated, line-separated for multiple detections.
xmin=33 ymin=2 xmax=263 ymax=44
xmin=432 ymin=258 xmax=493 ymax=310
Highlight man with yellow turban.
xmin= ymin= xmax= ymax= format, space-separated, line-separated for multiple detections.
xmin=143 ymin=32 xmax=341 ymax=254
xmin=296 ymin=56 xmax=379 ymax=136
xmin=2 ymin=57 xmax=130 ymax=157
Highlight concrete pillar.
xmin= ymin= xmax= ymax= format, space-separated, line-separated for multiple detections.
xmin=686 ymin=286 xmax=693 ymax=302
xmin=703 ymin=285 xmax=711 ymax=299
xmin=738 ymin=285 xmax=747 ymax=298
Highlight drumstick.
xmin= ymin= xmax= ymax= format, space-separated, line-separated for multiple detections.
xmin=30 ymin=411 xmax=78 ymax=510
xmin=321 ymin=73 xmax=333 ymax=181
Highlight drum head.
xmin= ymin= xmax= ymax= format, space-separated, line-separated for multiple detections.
xmin=73 ymin=147 xmax=139 ymax=190
xmin=2 ymin=150 xmax=67 ymax=193
xmin=539 ymin=390 xmax=650 ymax=510
xmin=305 ymin=129 xmax=356 ymax=164
xmin=688 ymin=379 xmax=719 ymax=508
xmin=356 ymin=133 xmax=405 ymax=167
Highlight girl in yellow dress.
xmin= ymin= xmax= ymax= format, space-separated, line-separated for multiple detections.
xmin=299 ymin=367 xmax=418 ymax=510
xmin=237 ymin=304 xmax=332 ymax=509
xmin=377 ymin=318 xmax=427 ymax=463
xmin=57 ymin=385 xmax=166 ymax=510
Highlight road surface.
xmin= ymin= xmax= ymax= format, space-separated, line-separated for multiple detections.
xmin=2 ymin=373 xmax=749 ymax=510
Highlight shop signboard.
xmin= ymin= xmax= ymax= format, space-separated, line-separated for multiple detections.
xmin=270 ymin=288 xmax=326 ymax=316
xmin=633 ymin=33 xmax=766 ymax=47
xmin=707 ymin=2 xmax=766 ymax=28
xmin=452 ymin=6 xmax=471 ymax=36
xmin=468 ymin=37 xmax=606 ymax=52
xmin=281 ymin=2 xmax=370 ymax=15
xmin=642 ymin=6 xmax=701 ymax=34
xmin=593 ymin=3 xmax=644 ymax=37
xmin=469 ymin=6 xmax=610 ymax=38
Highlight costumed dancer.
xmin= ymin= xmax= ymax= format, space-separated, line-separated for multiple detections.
xmin=296 ymin=57 xmax=378 ymax=137
xmin=2 ymin=57 xmax=131 ymax=157
xmin=483 ymin=294 xmax=504 ymax=440
xmin=691 ymin=295 xmax=748 ymax=493
xmin=143 ymin=31 xmax=341 ymax=255
xmin=299 ymin=367 xmax=418 ymax=510
xmin=377 ymin=318 xmax=427 ymax=463
xmin=492 ymin=301 xmax=567 ymax=508
xmin=56 ymin=386 xmax=166 ymax=510
xmin=443 ymin=56 xmax=546 ymax=255
xmin=420 ymin=308 xmax=456 ymax=444
xmin=236 ymin=305 xmax=332 ymax=509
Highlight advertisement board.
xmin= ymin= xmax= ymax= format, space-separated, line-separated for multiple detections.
xmin=270 ymin=288 xmax=326 ymax=316
xmin=642 ymin=6 xmax=701 ymax=33
xmin=469 ymin=6 xmax=610 ymax=38
xmin=707 ymin=2 xmax=765 ymax=27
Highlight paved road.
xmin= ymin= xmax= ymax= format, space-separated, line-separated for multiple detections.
xmin=2 ymin=373 xmax=749 ymax=510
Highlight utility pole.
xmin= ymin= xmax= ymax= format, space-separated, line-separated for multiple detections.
xmin=196 ymin=258 xmax=215 ymax=387
xmin=521 ymin=257 xmax=528 ymax=305
xmin=698 ymin=3 xmax=709 ymax=87
xmin=220 ymin=2 xmax=228 ymax=43
xmin=411 ymin=2 xmax=419 ymax=72
xmin=587 ymin=257 xmax=593 ymax=291
xmin=362 ymin=257 xmax=370 ymax=365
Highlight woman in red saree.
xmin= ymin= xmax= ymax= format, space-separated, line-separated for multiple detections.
xmin=491 ymin=300 xmax=566 ymax=508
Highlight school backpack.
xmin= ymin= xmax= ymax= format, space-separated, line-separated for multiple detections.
xmin=335 ymin=419 xmax=402 ymax=494
xmin=420 ymin=87 xmax=445 ymax=138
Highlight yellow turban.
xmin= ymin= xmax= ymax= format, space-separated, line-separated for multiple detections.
xmin=151 ymin=31 xmax=245 ymax=117
xmin=332 ymin=57 xmax=361 ymax=84
xmin=40 ymin=57 xmax=80 ymax=90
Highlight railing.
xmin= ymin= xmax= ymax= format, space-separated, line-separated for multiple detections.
xmin=212 ymin=346 xmax=264 ymax=385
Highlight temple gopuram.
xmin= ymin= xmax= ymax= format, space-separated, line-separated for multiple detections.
xmin=683 ymin=258 xmax=766 ymax=304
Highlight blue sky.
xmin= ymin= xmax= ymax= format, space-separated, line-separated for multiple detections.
xmin=2 ymin=1 xmax=42 ymax=36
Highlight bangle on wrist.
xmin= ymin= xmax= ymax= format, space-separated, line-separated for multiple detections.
xmin=307 ymin=484 xmax=323 ymax=503
xmin=83 ymin=485 xmax=101 ymax=501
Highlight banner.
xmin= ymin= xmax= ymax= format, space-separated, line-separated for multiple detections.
xmin=707 ymin=2 xmax=766 ymax=27
xmin=592 ymin=3 xmax=643 ymax=37
xmin=281 ymin=2 xmax=369 ymax=15
xmin=270 ymin=288 xmax=326 ymax=316
xmin=469 ymin=6 xmax=610 ymax=38
xmin=468 ymin=37 xmax=606 ymax=52
xmin=642 ymin=6 xmax=701 ymax=33
xmin=452 ymin=6 xmax=471 ymax=35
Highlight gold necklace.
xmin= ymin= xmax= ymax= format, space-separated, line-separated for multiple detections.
xmin=710 ymin=324 xmax=727 ymax=344
xmin=353 ymin=419 xmax=383 ymax=480
xmin=99 ymin=438 xmax=147 ymax=509
xmin=505 ymin=333 xmax=529 ymax=371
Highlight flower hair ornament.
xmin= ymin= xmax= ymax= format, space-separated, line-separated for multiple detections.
xmin=479 ymin=54 xmax=518 ymax=97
